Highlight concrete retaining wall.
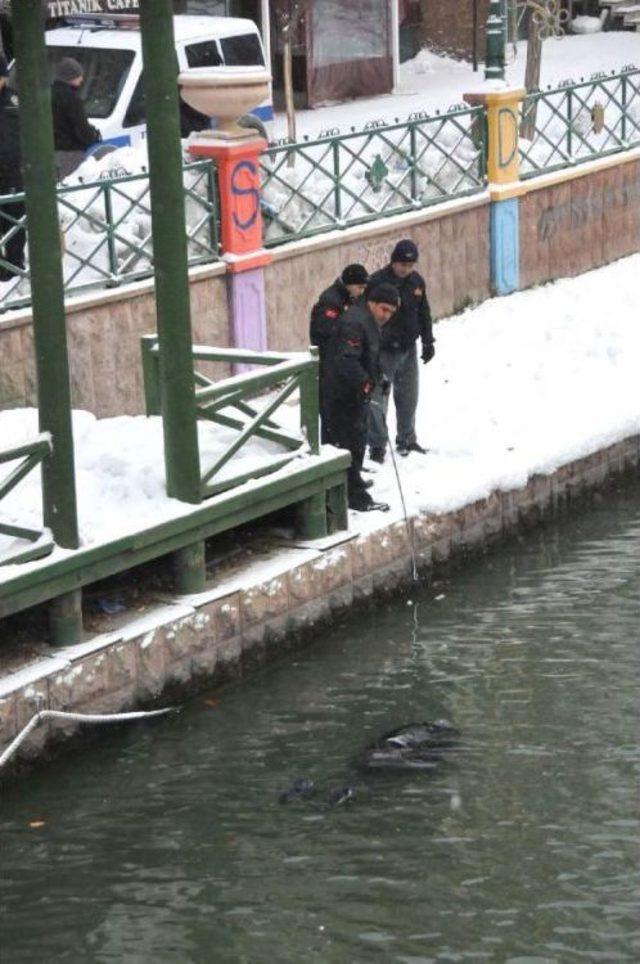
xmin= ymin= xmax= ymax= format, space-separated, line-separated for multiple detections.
xmin=1 ymin=433 xmax=638 ymax=769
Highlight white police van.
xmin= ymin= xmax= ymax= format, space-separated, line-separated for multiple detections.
xmin=44 ymin=13 xmax=273 ymax=150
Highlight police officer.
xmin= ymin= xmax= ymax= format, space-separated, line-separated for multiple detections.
xmin=324 ymin=283 xmax=399 ymax=512
xmin=0 ymin=53 xmax=25 ymax=282
xmin=51 ymin=58 xmax=101 ymax=181
xmin=367 ymin=239 xmax=435 ymax=462
xmin=310 ymin=263 xmax=369 ymax=443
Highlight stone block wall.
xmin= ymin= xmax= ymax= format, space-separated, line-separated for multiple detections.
xmin=264 ymin=198 xmax=491 ymax=353
xmin=520 ymin=157 xmax=640 ymax=289
xmin=0 ymin=266 xmax=230 ymax=418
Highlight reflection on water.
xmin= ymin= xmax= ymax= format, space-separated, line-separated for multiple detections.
xmin=2 ymin=484 xmax=640 ymax=963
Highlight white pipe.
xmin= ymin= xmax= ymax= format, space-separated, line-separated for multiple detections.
xmin=261 ymin=0 xmax=272 ymax=75
xmin=390 ymin=0 xmax=400 ymax=92
xmin=0 ymin=706 xmax=177 ymax=771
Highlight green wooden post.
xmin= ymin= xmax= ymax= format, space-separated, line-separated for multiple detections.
xmin=11 ymin=0 xmax=79 ymax=551
xmin=49 ymin=590 xmax=83 ymax=647
xmin=139 ymin=0 xmax=201 ymax=505
xmin=140 ymin=335 xmax=162 ymax=416
xmin=299 ymin=348 xmax=320 ymax=455
xmin=173 ymin=541 xmax=206 ymax=594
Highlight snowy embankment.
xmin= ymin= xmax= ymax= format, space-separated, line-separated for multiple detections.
xmin=1 ymin=253 xmax=639 ymax=569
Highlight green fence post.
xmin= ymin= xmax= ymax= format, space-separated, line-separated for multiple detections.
xmin=11 ymin=0 xmax=80 ymax=552
xmin=139 ymin=0 xmax=201 ymax=505
xmin=333 ymin=140 xmax=341 ymax=221
xmin=103 ymin=181 xmax=119 ymax=284
xmin=299 ymin=348 xmax=320 ymax=456
xmin=140 ymin=335 xmax=162 ymax=416
xmin=173 ymin=541 xmax=206 ymax=594
xmin=567 ymin=88 xmax=573 ymax=161
xmin=49 ymin=590 xmax=83 ymax=647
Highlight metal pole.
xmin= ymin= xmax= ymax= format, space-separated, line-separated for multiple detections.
xmin=139 ymin=0 xmax=201 ymax=504
xmin=11 ymin=0 xmax=79 ymax=550
xmin=485 ymin=0 xmax=506 ymax=81
xmin=472 ymin=0 xmax=479 ymax=73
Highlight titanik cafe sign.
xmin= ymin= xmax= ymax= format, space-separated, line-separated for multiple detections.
xmin=46 ymin=0 xmax=140 ymax=16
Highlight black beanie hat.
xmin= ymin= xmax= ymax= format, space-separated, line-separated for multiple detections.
xmin=56 ymin=57 xmax=84 ymax=83
xmin=391 ymin=238 xmax=418 ymax=263
xmin=367 ymin=283 xmax=400 ymax=308
xmin=341 ymin=263 xmax=368 ymax=286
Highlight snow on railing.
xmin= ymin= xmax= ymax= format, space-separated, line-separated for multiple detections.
xmin=260 ymin=105 xmax=487 ymax=246
xmin=520 ymin=67 xmax=640 ymax=178
xmin=0 ymin=159 xmax=220 ymax=314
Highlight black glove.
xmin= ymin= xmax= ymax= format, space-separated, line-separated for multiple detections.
xmin=421 ymin=341 xmax=435 ymax=364
xmin=380 ymin=376 xmax=391 ymax=396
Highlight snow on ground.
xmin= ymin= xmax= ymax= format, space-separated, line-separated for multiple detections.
xmin=1 ymin=252 xmax=639 ymax=571
xmin=271 ymin=33 xmax=640 ymax=140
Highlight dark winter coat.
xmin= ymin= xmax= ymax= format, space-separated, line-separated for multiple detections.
xmin=51 ymin=80 xmax=101 ymax=152
xmin=324 ymin=302 xmax=384 ymax=407
xmin=367 ymin=264 xmax=433 ymax=353
xmin=0 ymin=86 xmax=23 ymax=194
xmin=310 ymin=278 xmax=359 ymax=354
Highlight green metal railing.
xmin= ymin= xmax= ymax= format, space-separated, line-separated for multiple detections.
xmin=520 ymin=68 xmax=640 ymax=178
xmin=260 ymin=106 xmax=486 ymax=245
xmin=141 ymin=337 xmax=320 ymax=500
xmin=0 ymin=159 xmax=220 ymax=314
xmin=0 ymin=435 xmax=54 ymax=566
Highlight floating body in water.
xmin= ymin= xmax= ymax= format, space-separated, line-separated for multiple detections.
xmin=328 ymin=786 xmax=356 ymax=807
xmin=278 ymin=777 xmax=315 ymax=803
xmin=361 ymin=719 xmax=460 ymax=770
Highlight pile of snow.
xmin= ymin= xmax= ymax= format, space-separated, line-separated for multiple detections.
xmin=571 ymin=17 xmax=604 ymax=35
xmin=0 ymin=405 xmax=298 ymax=562
xmin=2 ymin=252 xmax=639 ymax=567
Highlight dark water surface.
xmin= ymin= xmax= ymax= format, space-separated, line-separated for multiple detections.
xmin=2 ymin=484 xmax=640 ymax=963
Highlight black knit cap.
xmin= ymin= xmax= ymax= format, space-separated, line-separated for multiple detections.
xmin=56 ymin=57 xmax=84 ymax=83
xmin=391 ymin=238 xmax=418 ymax=263
xmin=341 ymin=263 xmax=369 ymax=285
xmin=367 ymin=283 xmax=400 ymax=308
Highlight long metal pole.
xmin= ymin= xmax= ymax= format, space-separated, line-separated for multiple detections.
xmin=11 ymin=0 xmax=79 ymax=549
xmin=139 ymin=0 xmax=201 ymax=504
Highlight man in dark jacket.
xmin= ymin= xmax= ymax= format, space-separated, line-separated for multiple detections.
xmin=324 ymin=283 xmax=399 ymax=512
xmin=0 ymin=53 xmax=25 ymax=282
xmin=310 ymin=262 xmax=368 ymax=443
xmin=367 ymin=239 xmax=435 ymax=461
xmin=51 ymin=57 xmax=101 ymax=181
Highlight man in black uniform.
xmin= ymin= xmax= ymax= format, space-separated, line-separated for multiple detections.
xmin=367 ymin=239 xmax=435 ymax=462
xmin=0 ymin=53 xmax=25 ymax=282
xmin=51 ymin=58 xmax=101 ymax=181
xmin=324 ymin=283 xmax=399 ymax=512
xmin=310 ymin=263 xmax=369 ymax=443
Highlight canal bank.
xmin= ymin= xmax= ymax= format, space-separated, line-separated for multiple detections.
xmin=1 ymin=432 xmax=638 ymax=772
xmin=1 ymin=250 xmax=639 ymax=772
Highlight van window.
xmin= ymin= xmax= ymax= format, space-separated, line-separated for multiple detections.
xmin=185 ymin=41 xmax=223 ymax=69
xmin=124 ymin=76 xmax=145 ymax=128
xmin=47 ymin=47 xmax=135 ymax=119
xmin=219 ymin=33 xmax=264 ymax=67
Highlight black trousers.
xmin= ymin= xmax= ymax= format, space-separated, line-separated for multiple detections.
xmin=0 ymin=197 xmax=26 ymax=281
xmin=326 ymin=398 xmax=372 ymax=508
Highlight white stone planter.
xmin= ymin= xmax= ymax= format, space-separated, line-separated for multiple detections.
xmin=178 ymin=67 xmax=271 ymax=140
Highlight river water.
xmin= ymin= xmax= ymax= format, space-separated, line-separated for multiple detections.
xmin=2 ymin=483 xmax=639 ymax=963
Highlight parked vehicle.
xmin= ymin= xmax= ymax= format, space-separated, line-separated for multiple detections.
xmin=44 ymin=13 xmax=273 ymax=150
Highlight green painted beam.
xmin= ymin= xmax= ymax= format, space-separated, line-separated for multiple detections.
xmin=0 ymin=456 xmax=350 ymax=620
xmin=11 ymin=0 xmax=79 ymax=549
xmin=139 ymin=0 xmax=201 ymax=504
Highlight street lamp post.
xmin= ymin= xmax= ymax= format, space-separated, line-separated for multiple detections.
xmin=485 ymin=0 xmax=506 ymax=81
